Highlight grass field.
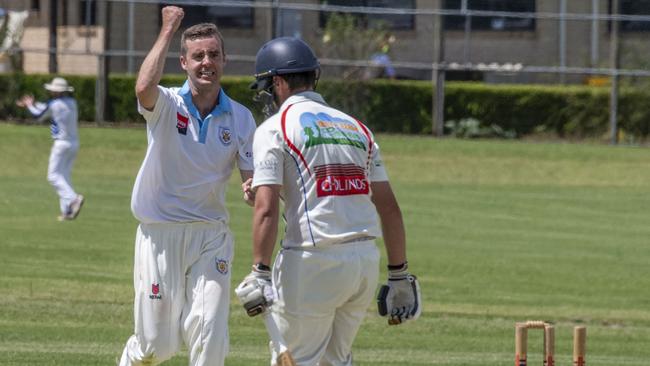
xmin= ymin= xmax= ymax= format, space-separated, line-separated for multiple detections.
xmin=1 ymin=122 xmax=649 ymax=366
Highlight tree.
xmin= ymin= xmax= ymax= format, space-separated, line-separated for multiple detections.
xmin=320 ymin=13 xmax=391 ymax=80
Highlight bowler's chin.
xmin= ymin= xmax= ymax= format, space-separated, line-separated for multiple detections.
xmin=192 ymin=78 xmax=219 ymax=90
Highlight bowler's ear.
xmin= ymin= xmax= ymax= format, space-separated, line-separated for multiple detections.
xmin=180 ymin=54 xmax=187 ymax=71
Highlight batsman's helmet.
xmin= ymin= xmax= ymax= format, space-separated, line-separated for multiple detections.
xmin=251 ymin=37 xmax=320 ymax=90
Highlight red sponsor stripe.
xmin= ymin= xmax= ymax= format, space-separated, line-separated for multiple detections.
xmin=314 ymin=164 xmax=365 ymax=178
xmin=177 ymin=112 xmax=189 ymax=123
xmin=281 ymin=104 xmax=312 ymax=176
xmin=315 ymin=169 xmax=365 ymax=177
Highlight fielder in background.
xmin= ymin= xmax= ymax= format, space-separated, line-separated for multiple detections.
xmin=236 ymin=37 xmax=421 ymax=366
xmin=118 ymin=6 xmax=256 ymax=366
xmin=16 ymin=77 xmax=84 ymax=221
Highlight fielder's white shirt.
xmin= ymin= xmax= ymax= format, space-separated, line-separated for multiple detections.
xmin=27 ymin=97 xmax=79 ymax=142
xmin=252 ymin=91 xmax=388 ymax=248
xmin=131 ymin=82 xmax=256 ymax=224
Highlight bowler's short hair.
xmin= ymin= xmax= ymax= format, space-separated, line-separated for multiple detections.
xmin=181 ymin=23 xmax=225 ymax=56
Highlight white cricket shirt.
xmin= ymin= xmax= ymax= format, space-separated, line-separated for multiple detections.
xmin=27 ymin=97 xmax=79 ymax=142
xmin=131 ymin=82 xmax=256 ymax=224
xmin=252 ymin=91 xmax=388 ymax=248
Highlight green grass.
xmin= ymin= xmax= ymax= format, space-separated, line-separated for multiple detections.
xmin=1 ymin=123 xmax=649 ymax=365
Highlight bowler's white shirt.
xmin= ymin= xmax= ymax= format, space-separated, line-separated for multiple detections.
xmin=131 ymin=82 xmax=255 ymax=224
xmin=252 ymin=91 xmax=388 ymax=248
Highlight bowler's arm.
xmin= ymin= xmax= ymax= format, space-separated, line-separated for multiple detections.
xmin=371 ymin=181 xmax=407 ymax=266
xmin=135 ymin=6 xmax=184 ymax=110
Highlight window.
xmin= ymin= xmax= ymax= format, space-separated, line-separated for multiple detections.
xmin=80 ymin=0 xmax=97 ymax=26
xmin=31 ymin=0 xmax=40 ymax=11
xmin=160 ymin=2 xmax=254 ymax=29
xmin=612 ymin=0 xmax=650 ymax=32
xmin=320 ymin=0 xmax=416 ymax=30
xmin=444 ymin=0 xmax=536 ymax=31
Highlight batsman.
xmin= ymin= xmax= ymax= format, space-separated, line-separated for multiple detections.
xmin=236 ymin=37 xmax=422 ymax=366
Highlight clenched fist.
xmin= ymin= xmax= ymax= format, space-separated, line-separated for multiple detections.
xmin=161 ymin=6 xmax=184 ymax=34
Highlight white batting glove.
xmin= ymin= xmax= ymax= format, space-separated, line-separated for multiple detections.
xmin=377 ymin=262 xmax=422 ymax=325
xmin=235 ymin=263 xmax=274 ymax=317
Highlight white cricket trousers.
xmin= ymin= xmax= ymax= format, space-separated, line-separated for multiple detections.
xmin=47 ymin=139 xmax=79 ymax=215
xmin=270 ymin=241 xmax=380 ymax=366
xmin=119 ymin=222 xmax=234 ymax=366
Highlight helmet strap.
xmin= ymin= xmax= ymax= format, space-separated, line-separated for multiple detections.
xmin=253 ymin=79 xmax=278 ymax=118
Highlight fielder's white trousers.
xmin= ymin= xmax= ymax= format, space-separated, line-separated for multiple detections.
xmin=270 ymin=241 xmax=380 ymax=366
xmin=119 ymin=222 xmax=234 ymax=366
xmin=47 ymin=139 xmax=79 ymax=215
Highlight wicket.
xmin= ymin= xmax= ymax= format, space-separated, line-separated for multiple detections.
xmin=515 ymin=321 xmax=586 ymax=366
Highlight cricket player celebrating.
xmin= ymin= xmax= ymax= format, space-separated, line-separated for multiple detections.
xmin=16 ymin=77 xmax=84 ymax=221
xmin=118 ymin=6 xmax=256 ymax=366
xmin=236 ymin=37 xmax=421 ymax=365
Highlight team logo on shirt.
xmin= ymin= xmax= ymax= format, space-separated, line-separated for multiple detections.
xmin=219 ymin=127 xmax=232 ymax=145
xmin=177 ymin=112 xmax=189 ymax=135
xmin=299 ymin=112 xmax=367 ymax=150
xmin=315 ymin=164 xmax=369 ymax=197
xmin=216 ymin=258 xmax=229 ymax=274
xmin=149 ymin=283 xmax=162 ymax=300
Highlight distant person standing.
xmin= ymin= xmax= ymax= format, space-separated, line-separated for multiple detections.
xmin=16 ymin=77 xmax=84 ymax=221
xmin=367 ymin=34 xmax=396 ymax=79
xmin=118 ymin=5 xmax=256 ymax=366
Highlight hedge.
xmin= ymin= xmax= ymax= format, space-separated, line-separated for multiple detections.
xmin=2 ymin=73 xmax=650 ymax=139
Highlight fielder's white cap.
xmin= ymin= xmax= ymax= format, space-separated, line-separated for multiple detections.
xmin=44 ymin=77 xmax=74 ymax=92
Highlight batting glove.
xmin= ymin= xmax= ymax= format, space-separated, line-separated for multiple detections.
xmin=235 ymin=263 xmax=274 ymax=317
xmin=377 ymin=262 xmax=422 ymax=325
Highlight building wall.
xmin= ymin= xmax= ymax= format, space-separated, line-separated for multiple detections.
xmin=3 ymin=0 xmax=650 ymax=81
xmin=20 ymin=26 xmax=102 ymax=74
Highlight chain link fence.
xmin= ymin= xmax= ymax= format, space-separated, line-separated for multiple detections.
xmin=3 ymin=0 xmax=650 ymax=142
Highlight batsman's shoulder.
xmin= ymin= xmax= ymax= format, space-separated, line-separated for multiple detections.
xmin=254 ymin=115 xmax=283 ymax=139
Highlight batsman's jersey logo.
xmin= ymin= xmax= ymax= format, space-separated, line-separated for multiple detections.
xmin=219 ymin=127 xmax=232 ymax=145
xmin=215 ymin=258 xmax=229 ymax=274
xmin=149 ymin=283 xmax=162 ymax=300
xmin=176 ymin=112 xmax=189 ymax=135
xmin=299 ymin=112 xmax=367 ymax=150
xmin=315 ymin=164 xmax=369 ymax=197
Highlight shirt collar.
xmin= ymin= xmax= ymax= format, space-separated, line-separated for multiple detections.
xmin=281 ymin=91 xmax=328 ymax=109
xmin=179 ymin=80 xmax=232 ymax=121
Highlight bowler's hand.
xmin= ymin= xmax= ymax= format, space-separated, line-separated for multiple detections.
xmin=16 ymin=94 xmax=34 ymax=108
xmin=161 ymin=6 xmax=184 ymax=34
xmin=242 ymin=178 xmax=255 ymax=207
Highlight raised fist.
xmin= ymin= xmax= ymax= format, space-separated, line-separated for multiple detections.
xmin=161 ymin=6 xmax=184 ymax=33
